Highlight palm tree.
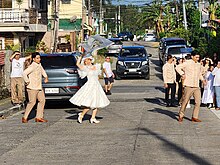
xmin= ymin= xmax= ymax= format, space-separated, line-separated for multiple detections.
xmin=135 ymin=0 xmax=167 ymax=37
xmin=207 ymin=0 xmax=218 ymax=36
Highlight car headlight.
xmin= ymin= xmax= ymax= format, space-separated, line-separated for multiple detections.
xmin=118 ymin=61 xmax=124 ymax=66
xmin=142 ymin=60 xmax=148 ymax=65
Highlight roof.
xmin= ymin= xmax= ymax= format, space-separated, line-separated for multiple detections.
xmin=161 ymin=37 xmax=185 ymax=41
xmin=40 ymin=52 xmax=81 ymax=57
xmin=108 ymin=38 xmax=122 ymax=41
xmin=122 ymin=46 xmax=145 ymax=49
xmin=166 ymin=45 xmax=187 ymax=48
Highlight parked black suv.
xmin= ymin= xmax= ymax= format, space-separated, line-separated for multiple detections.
xmin=116 ymin=46 xmax=151 ymax=80
xmin=158 ymin=37 xmax=186 ymax=65
xmin=117 ymin=32 xmax=134 ymax=41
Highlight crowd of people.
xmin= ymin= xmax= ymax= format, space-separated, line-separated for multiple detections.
xmin=163 ymin=51 xmax=220 ymax=122
xmin=10 ymin=48 xmax=220 ymax=124
xmin=9 ymin=51 xmax=114 ymax=124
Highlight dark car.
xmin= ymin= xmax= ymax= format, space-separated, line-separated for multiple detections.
xmin=158 ymin=37 xmax=187 ymax=65
xmin=117 ymin=32 xmax=134 ymax=41
xmin=116 ymin=46 xmax=151 ymax=80
xmin=41 ymin=52 xmax=81 ymax=100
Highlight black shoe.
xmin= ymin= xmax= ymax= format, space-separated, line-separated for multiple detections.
xmin=166 ymin=103 xmax=170 ymax=107
xmin=11 ymin=101 xmax=17 ymax=106
xmin=106 ymin=91 xmax=111 ymax=95
xmin=107 ymin=90 xmax=112 ymax=95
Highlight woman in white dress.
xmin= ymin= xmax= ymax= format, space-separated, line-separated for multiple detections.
xmin=202 ymin=64 xmax=214 ymax=109
xmin=69 ymin=55 xmax=110 ymax=124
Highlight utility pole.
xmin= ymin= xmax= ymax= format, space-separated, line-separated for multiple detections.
xmin=115 ymin=12 xmax=118 ymax=34
xmin=88 ymin=0 xmax=92 ymax=35
xmin=118 ymin=5 xmax=121 ymax=33
xmin=99 ymin=0 xmax=103 ymax=34
xmin=182 ymin=0 xmax=187 ymax=30
xmin=174 ymin=0 xmax=179 ymax=28
xmin=51 ymin=0 xmax=60 ymax=53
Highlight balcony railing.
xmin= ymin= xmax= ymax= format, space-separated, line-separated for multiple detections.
xmin=0 ymin=8 xmax=29 ymax=24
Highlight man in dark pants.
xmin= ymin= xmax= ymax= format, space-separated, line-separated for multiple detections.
xmin=163 ymin=55 xmax=176 ymax=107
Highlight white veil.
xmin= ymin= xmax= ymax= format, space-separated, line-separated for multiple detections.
xmin=77 ymin=35 xmax=113 ymax=78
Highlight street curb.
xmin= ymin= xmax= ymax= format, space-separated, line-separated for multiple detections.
xmin=0 ymin=105 xmax=24 ymax=119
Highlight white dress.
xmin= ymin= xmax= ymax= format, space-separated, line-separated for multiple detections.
xmin=69 ymin=65 xmax=110 ymax=108
xmin=202 ymin=71 xmax=214 ymax=104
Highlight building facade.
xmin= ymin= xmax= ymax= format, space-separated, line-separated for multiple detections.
xmin=42 ymin=0 xmax=83 ymax=52
xmin=0 ymin=0 xmax=48 ymax=54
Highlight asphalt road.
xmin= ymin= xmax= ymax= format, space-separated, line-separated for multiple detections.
xmin=1 ymin=41 xmax=220 ymax=165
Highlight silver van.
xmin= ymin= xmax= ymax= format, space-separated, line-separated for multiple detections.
xmin=41 ymin=52 xmax=80 ymax=100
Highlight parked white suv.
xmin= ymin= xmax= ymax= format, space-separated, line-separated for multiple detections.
xmin=163 ymin=45 xmax=190 ymax=64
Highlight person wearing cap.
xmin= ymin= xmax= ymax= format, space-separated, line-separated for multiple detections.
xmin=69 ymin=54 xmax=110 ymax=124
xmin=176 ymin=51 xmax=207 ymax=122
xmin=103 ymin=56 xmax=115 ymax=95
xmin=10 ymin=51 xmax=31 ymax=106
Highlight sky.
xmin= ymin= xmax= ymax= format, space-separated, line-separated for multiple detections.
xmin=111 ymin=0 xmax=152 ymax=6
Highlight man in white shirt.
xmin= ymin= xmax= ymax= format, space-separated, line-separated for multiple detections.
xmin=212 ymin=61 xmax=220 ymax=110
xmin=10 ymin=51 xmax=31 ymax=105
xmin=103 ymin=56 xmax=115 ymax=95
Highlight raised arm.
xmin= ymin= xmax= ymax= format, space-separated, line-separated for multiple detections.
xmin=25 ymin=54 xmax=32 ymax=61
xmin=9 ymin=52 xmax=18 ymax=62
xmin=76 ymin=55 xmax=85 ymax=70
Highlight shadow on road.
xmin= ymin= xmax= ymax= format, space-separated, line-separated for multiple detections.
xmin=144 ymin=97 xmax=166 ymax=106
xmin=148 ymin=108 xmax=191 ymax=122
xmin=65 ymin=110 xmax=103 ymax=122
xmin=136 ymin=127 xmax=213 ymax=165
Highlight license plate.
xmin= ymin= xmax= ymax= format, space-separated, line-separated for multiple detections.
xmin=45 ymin=88 xmax=59 ymax=94
xmin=128 ymin=68 xmax=137 ymax=72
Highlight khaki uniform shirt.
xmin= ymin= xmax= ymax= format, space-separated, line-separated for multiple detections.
xmin=176 ymin=59 xmax=204 ymax=87
xmin=23 ymin=62 xmax=47 ymax=90
xmin=162 ymin=62 xmax=176 ymax=83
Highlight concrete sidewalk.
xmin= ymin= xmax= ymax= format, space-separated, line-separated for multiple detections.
xmin=0 ymin=98 xmax=23 ymax=119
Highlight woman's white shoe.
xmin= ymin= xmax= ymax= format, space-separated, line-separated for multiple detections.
xmin=78 ymin=113 xmax=83 ymax=124
xmin=90 ymin=118 xmax=100 ymax=124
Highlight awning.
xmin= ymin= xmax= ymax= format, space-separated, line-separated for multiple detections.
xmin=48 ymin=19 xmax=82 ymax=31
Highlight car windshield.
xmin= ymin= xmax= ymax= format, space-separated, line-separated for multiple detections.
xmin=165 ymin=40 xmax=186 ymax=46
xmin=120 ymin=48 xmax=146 ymax=57
xmin=41 ymin=55 xmax=77 ymax=69
xmin=146 ymin=34 xmax=154 ymax=37
xmin=168 ymin=47 xmax=185 ymax=54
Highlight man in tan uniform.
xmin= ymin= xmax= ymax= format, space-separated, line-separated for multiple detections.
xmin=22 ymin=52 xmax=48 ymax=123
xmin=176 ymin=51 xmax=206 ymax=122
xmin=163 ymin=54 xmax=176 ymax=107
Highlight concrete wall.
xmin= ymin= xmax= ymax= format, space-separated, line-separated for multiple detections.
xmin=48 ymin=0 xmax=82 ymax=19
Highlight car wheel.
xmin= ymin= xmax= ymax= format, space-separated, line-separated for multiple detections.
xmin=144 ymin=73 xmax=150 ymax=80
xmin=159 ymin=59 xmax=163 ymax=66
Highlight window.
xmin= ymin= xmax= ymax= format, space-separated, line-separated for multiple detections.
xmin=41 ymin=55 xmax=76 ymax=69
xmin=61 ymin=0 xmax=71 ymax=4
xmin=121 ymin=48 xmax=146 ymax=58
xmin=0 ymin=0 xmax=12 ymax=8
xmin=0 ymin=38 xmax=5 ymax=50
